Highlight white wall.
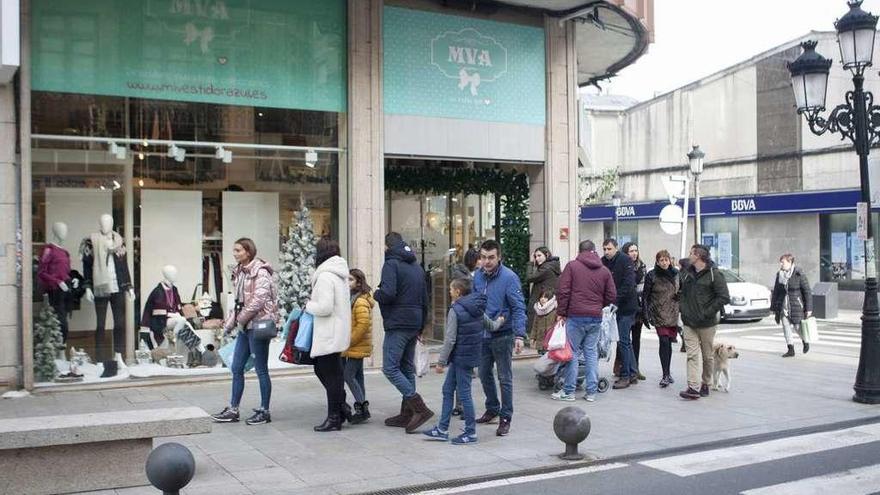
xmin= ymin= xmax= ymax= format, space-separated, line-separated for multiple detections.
xmin=140 ymin=190 xmax=202 ymax=304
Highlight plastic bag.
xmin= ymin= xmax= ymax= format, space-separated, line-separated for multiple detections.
xmin=218 ymin=336 xmax=254 ymax=372
xmin=415 ymin=339 xmax=430 ymax=377
xmin=548 ymin=338 xmax=573 ymax=363
xmin=546 ymin=320 xmax=567 ymax=351
xmin=602 ymin=305 xmax=619 ymax=343
xmin=801 ymin=316 xmax=820 ymax=343
xmin=532 ymin=353 xmax=559 ymax=376
xmin=294 ymin=311 xmax=314 ymax=351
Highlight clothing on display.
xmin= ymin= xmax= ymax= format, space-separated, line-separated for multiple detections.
xmin=201 ymin=252 xmax=225 ymax=319
xmin=81 ymin=229 xmax=132 ymax=362
xmin=38 ymin=244 xmax=73 ymax=342
xmin=94 ymin=292 xmax=126 ymax=361
xmin=141 ymin=282 xmax=183 ymax=346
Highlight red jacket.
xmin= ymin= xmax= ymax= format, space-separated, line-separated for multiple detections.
xmin=556 ymin=251 xmax=617 ymax=318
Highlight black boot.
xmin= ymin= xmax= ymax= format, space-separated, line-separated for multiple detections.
xmin=350 ymin=402 xmax=368 ymax=425
xmin=340 ymin=403 xmax=353 ymax=423
xmin=803 ymin=342 xmax=810 ymax=354
xmin=782 ymin=345 xmax=795 ymax=358
xmin=100 ymin=360 xmax=118 ymax=378
xmin=314 ymin=413 xmax=343 ymax=432
xmin=361 ymin=401 xmax=371 ymax=421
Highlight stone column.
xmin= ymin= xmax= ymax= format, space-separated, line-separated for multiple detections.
xmin=542 ymin=17 xmax=579 ymax=264
xmin=0 ymin=82 xmax=20 ymax=390
xmin=348 ymin=0 xmax=385 ymax=367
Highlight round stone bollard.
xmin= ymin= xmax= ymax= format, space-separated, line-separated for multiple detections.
xmin=145 ymin=442 xmax=196 ymax=495
xmin=553 ymin=406 xmax=591 ymax=461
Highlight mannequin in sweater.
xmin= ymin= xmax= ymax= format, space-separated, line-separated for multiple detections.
xmin=140 ymin=265 xmax=203 ymax=353
xmin=38 ymin=222 xmax=74 ymax=342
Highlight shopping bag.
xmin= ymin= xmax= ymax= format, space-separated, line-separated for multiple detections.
xmin=532 ymin=353 xmax=559 ymax=376
xmin=294 ymin=311 xmax=314 ymax=351
xmin=602 ymin=305 xmax=619 ymax=344
xmin=545 ymin=320 xmax=567 ymax=351
xmin=801 ymin=316 xmax=820 ymax=343
xmin=548 ymin=339 xmax=573 ymax=363
xmin=415 ymin=339 xmax=430 ymax=377
xmin=218 ymin=337 xmax=255 ymax=372
xmin=279 ymin=311 xmax=314 ymax=365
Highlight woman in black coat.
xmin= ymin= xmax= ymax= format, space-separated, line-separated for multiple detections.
xmin=526 ymin=247 xmax=560 ymax=340
xmin=770 ymin=253 xmax=812 ymax=357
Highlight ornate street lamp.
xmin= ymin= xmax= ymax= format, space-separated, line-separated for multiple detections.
xmin=687 ymin=145 xmax=705 ymax=243
xmin=611 ymin=192 xmax=622 ymax=240
xmin=788 ymin=0 xmax=880 ymax=404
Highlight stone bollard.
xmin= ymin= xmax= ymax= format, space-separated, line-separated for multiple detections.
xmin=145 ymin=442 xmax=196 ymax=495
xmin=553 ymin=406 xmax=591 ymax=461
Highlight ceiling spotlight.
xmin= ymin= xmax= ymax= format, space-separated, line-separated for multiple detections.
xmin=138 ymin=178 xmax=145 ymax=187
xmin=138 ymin=152 xmax=145 ymax=160
xmin=305 ymin=149 xmax=318 ymax=168
xmin=109 ymin=142 xmax=127 ymax=160
xmin=215 ymin=146 xmax=232 ymax=164
xmin=142 ymin=140 xmax=149 ymax=147
xmin=99 ymin=185 xmax=106 ymax=190
xmin=112 ymin=180 xmax=122 ymax=191
xmin=167 ymin=144 xmax=186 ymax=162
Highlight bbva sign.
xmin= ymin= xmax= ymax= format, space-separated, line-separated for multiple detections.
xmin=731 ymin=199 xmax=757 ymax=212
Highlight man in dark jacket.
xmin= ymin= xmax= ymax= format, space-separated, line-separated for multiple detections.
xmin=555 ymin=240 xmax=616 ymax=402
xmin=602 ymin=239 xmax=639 ymax=389
xmin=678 ymin=244 xmax=731 ymax=400
xmin=374 ymin=232 xmax=434 ymax=431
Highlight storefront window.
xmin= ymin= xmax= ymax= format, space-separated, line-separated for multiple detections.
xmin=603 ymin=221 xmax=638 ymax=246
xmin=701 ymin=217 xmax=739 ymax=272
xmin=819 ymin=213 xmax=880 ymax=291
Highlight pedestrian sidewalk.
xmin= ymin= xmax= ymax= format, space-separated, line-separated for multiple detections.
xmin=2 ymin=339 xmax=876 ymax=495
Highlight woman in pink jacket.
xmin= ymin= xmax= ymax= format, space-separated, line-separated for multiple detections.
xmin=211 ymin=238 xmax=279 ymax=426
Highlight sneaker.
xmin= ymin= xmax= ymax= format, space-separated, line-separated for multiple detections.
xmin=612 ymin=378 xmax=631 ymax=389
xmin=551 ymin=391 xmax=575 ymax=402
xmin=496 ymin=418 xmax=511 ymax=437
xmin=245 ymin=408 xmax=271 ymax=425
xmin=211 ymin=407 xmax=240 ymax=423
xmin=423 ymin=426 xmax=449 ymax=441
xmin=475 ymin=411 xmax=499 ymax=424
xmin=583 ymin=394 xmax=596 ymax=402
xmin=451 ymin=433 xmax=479 ymax=445
xmin=700 ymin=384 xmax=710 ymax=397
xmin=679 ymin=387 xmax=700 ymax=400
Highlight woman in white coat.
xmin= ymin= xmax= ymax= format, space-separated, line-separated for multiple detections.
xmin=306 ymin=239 xmax=352 ymax=432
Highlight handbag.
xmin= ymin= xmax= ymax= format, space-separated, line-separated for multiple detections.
xmin=294 ymin=312 xmax=315 ymax=351
xmin=251 ymin=319 xmax=278 ymax=341
xmin=801 ymin=316 xmax=820 ymax=343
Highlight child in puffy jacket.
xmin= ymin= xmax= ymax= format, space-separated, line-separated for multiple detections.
xmin=344 ymin=269 xmax=374 ymax=424
xmin=530 ymin=289 xmax=557 ymax=355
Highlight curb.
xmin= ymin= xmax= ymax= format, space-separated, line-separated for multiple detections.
xmin=355 ymin=414 xmax=880 ymax=495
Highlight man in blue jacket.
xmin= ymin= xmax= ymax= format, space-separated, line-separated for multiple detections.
xmin=374 ymin=232 xmax=434 ymax=433
xmin=473 ymin=239 xmax=527 ymax=437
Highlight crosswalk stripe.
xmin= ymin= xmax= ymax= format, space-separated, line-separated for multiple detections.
xmin=768 ymin=332 xmax=861 ymax=343
xmin=413 ymin=463 xmax=629 ymax=494
xmin=639 ymin=423 xmax=880 ymax=477
xmin=742 ymin=335 xmax=861 ymax=348
xmin=740 ymin=463 xmax=880 ymax=495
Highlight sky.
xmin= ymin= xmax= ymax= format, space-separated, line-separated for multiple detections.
xmin=585 ymin=0 xmax=875 ymax=102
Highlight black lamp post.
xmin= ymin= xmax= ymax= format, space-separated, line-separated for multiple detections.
xmin=688 ymin=145 xmax=705 ymax=244
xmin=788 ymin=0 xmax=880 ymax=404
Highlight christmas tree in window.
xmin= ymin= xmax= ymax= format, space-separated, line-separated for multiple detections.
xmin=278 ymin=198 xmax=316 ymax=318
xmin=34 ymin=299 xmax=64 ymax=382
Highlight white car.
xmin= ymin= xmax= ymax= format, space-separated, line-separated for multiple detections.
xmin=720 ymin=269 xmax=772 ymax=322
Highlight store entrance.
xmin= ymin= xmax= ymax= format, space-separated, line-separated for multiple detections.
xmin=385 ymin=159 xmax=498 ymax=342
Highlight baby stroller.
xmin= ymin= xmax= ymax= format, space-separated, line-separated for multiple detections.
xmin=535 ymin=352 xmax=610 ymax=393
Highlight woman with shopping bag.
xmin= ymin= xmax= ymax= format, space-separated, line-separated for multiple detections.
xmin=306 ymin=239 xmax=353 ymax=432
xmin=771 ymin=253 xmax=813 ymax=357
xmin=211 ymin=238 xmax=279 ymax=425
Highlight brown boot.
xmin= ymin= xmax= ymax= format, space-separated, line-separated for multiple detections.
xmin=404 ymin=394 xmax=435 ymax=434
xmin=384 ymin=399 xmax=412 ymax=428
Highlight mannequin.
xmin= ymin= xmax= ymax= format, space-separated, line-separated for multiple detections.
xmin=80 ymin=213 xmax=134 ymax=373
xmin=140 ymin=265 xmax=203 ymax=355
xmin=38 ymin=222 xmax=74 ymax=342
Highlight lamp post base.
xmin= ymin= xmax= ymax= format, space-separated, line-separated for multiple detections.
xmin=853 ymin=277 xmax=880 ymax=404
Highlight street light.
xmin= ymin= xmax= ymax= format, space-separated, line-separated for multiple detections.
xmin=687 ymin=145 xmax=705 ymax=244
xmin=611 ymin=192 xmax=622 ymax=240
xmin=787 ymin=0 xmax=880 ymax=404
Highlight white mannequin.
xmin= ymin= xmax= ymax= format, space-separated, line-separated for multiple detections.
xmin=85 ymin=214 xmax=135 ymax=303
xmin=139 ymin=265 xmax=197 ymax=352
xmin=50 ymin=222 xmax=71 ymax=293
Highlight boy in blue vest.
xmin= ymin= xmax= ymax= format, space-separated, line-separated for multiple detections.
xmin=424 ymin=278 xmax=502 ymax=445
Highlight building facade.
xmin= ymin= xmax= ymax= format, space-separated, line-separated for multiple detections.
xmin=0 ymin=0 xmax=652 ymax=390
xmin=579 ymin=31 xmax=879 ymax=310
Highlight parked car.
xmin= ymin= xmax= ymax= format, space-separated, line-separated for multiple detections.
xmin=720 ymin=269 xmax=772 ymax=322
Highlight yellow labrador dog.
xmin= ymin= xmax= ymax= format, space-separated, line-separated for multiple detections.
xmin=712 ymin=343 xmax=740 ymax=392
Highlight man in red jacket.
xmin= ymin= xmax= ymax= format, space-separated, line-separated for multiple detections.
xmin=552 ymin=240 xmax=617 ymax=402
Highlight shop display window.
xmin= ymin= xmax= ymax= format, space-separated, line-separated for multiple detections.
xmin=819 ymin=213 xmax=880 ymax=291
xmin=700 ymin=217 xmax=740 ymax=272
xmin=602 ymin=221 xmax=638 ymax=246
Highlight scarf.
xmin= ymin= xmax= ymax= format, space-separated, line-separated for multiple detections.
xmin=777 ymin=267 xmax=794 ymax=317
xmin=90 ymin=231 xmax=124 ymax=294
xmin=534 ymin=296 xmax=558 ymax=316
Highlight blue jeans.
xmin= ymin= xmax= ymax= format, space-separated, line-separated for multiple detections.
xmin=382 ymin=330 xmax=418 ymax=399
xmin=616 ymin=313 xmax=638 ymax=379
xmin=343 ymin=357 xmax=366 ymax=404
xmin=439 ymin=363 xmax=476 ymax=436
xmin=564 ymin=317 xmax=602 ymax=395
xmin=230 ymin=329 xmax=271 ymax=410
xmin=479 ymin=334 xmax=514 ymax=419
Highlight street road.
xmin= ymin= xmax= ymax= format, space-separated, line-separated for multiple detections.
xmin=414 ymin=421 xmax=880 ymax=495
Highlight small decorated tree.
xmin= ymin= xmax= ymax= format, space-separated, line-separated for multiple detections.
xmin=278 ymin=198 xmax=317 ymax=318
xmin=34 ymin=299 xmax=64 ymax=381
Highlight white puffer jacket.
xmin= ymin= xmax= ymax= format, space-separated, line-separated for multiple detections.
xmin=305 ymin=255 xmax=352 ymax=357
